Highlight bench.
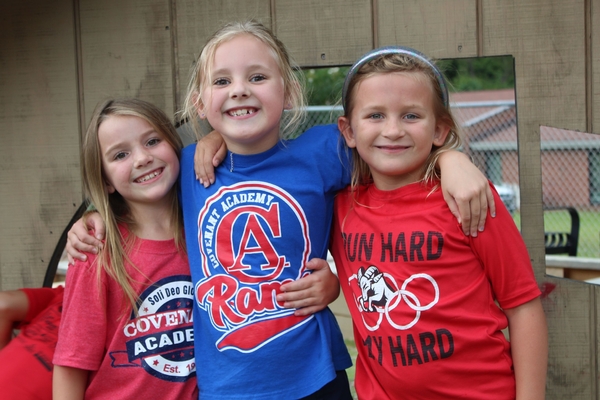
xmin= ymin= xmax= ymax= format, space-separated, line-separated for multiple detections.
xmin=544 ymin=207 xmax=580 ymax=257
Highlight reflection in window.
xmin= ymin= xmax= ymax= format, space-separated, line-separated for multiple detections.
xmin=300 ymin=56 xmax=520 ymax=223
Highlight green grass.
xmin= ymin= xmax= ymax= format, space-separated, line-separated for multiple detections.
xmin=511 ymin=209 xmax=600 ymax=258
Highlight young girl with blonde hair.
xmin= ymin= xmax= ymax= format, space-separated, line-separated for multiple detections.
xmin=331 ymin=46 xmax=547 ymax=399
xmin=181 ymin=21 xmax=499 ymax=399
xmin=53 ymin=98 xmax=197 ymax=399
xmin=66 ymin=21 xmax=499 ymax=399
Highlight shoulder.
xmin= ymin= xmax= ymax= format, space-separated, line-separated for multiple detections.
xmin=293 ymin=123 xmax=348 ymax=164
xmin=298 ymin=124 xmax=340 ymax=143
xmin=181 ymin=143 xmax=196 ymax=164
xmin=180 ymin=144 xmax=197 ymax=183
xmin=302 ymin=123 xmax=339 ymax=135
xmin=65 ymin=256 xmax=100 ymax=286
xmin=335 ymin=185 xmax=353 ymax=202
xmin=334 ymin=185 xmax=366 ymax=212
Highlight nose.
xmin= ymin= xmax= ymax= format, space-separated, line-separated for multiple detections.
xmin=382 ymin=118 xmax=405 ymax=139
xmin=134 ymin=148 xmax=153 ymax=168
xmin=230 ymin=79 xmax=250 ymax=99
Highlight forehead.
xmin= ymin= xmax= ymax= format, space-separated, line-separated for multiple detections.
xmin=98 ymin=114 xmax=155 ymax=144
xmin=353 ymin=71 xmax=435 ymax=104
xmin=212 ymin=33 xmax=280 ymax=70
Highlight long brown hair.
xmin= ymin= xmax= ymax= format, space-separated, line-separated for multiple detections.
xmin=81 ymin=98 xmax=184 ymax=314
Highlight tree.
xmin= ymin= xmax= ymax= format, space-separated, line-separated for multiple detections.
xmin=438 ymin=56 xmax=514 ymax=92
xmin=302 ymin=67 xmax=349 ymax=105
xmin=302 ymin=56 xmax=514 ymax=105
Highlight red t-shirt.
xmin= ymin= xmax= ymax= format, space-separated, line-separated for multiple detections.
xmin=0 ymin=286 xmax=64 ymax=400
xmin=54 ymin=232 xmax=197 ymax=399
xmin=331 ymin=181 xmax=541 ymax=400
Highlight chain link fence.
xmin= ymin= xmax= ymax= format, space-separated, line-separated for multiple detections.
xmin=300 ymin=102 xmax=600 ymax=258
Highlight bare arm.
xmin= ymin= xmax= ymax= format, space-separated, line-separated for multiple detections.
xmin=194 ymin=130 xmax=227 ymax=187
xmin=53 ymin=365 xmax=89 ymax=400
xmin=438 ymin=150 xmax=496 ymax=237
xmin=0 ymin=290 xmax=29 ymax=349
xmin=277 ymin=258 xmax=340 ymax=316
xmin=504 ymin=297 xmax=547 ymax=400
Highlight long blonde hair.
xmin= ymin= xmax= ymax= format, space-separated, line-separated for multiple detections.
xmin=180 ymin=19 xmax=306 ymax=140
xmin=341 ymin=49 xmax=462 ymax=190
xmin=81 ymin=98 xmax=184 ymax=314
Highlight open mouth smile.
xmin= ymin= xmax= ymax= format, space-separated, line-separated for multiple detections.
xmin=135 ymin=168 xmax=163 ymax=183
xmin=228 ymin=108 xmax=257 ymax=117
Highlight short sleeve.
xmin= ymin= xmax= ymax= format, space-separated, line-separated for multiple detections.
xmin=470 ymin=185 xmax=541 ymax=309
xmin=53 ymin=258 xmax=108 ymax=371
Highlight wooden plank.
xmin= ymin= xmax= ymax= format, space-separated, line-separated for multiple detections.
xmin=541 ymin=277 xmax=595 ymax=399
xmin=591 ymin=0 xmax=600 ymax=133
xmin=482 ymin=1 xmax=592 ymax=397
xmin=564 ymin=269 xmax=600 ymax=282
xmin=482 ymin=1 xmax=597 ymax=396
xmin=0 ymin=0 xmax=81 ymax=290
xmin=174 ymin=0 xmax=271 ymax=112
xmin=376 ymin=0 xmax=478 ymax=59
xmin=482 ymin=0 xmax=585 ymax=270
xmin=78 ymin=0 xmax=175 ymax=123
xmin=274 ymin=0 xmax=372 ymax=67
xmin=482 ymin=0 xmax=586 ymax=131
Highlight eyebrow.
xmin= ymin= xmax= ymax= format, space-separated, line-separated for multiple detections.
xmin=212 ymin=63 xmax=273 ymax=77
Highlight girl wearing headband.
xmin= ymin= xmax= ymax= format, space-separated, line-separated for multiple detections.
xmin=331 ymin=46 xmax=547 ymax=399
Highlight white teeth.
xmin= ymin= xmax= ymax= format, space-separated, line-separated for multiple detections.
xmin=229 ymin=108 xmax=255 ymax=117
xmin=136 ymin=170 xmax=160 ymax=183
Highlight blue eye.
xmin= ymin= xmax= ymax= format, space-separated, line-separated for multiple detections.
xmin=369 ymin=113 xmax=384 ymax=120
xmin=250 ymin=74 xmax=266 ymax=82
xmin=404 ymin=113 xmax=419 ymax=120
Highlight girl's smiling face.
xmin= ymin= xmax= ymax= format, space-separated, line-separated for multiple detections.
xmin=199 ymin=34 xmax=288 ymax=155
xmin=99 ymin=114 xmax=179 ymax=211
xmin=339 ymin=71 xmax=450 ymax=191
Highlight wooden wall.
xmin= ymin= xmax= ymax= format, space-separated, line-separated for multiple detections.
xmin=0 ymin=0 xmax=597 ymax=396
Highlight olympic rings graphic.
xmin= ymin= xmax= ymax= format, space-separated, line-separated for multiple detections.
xmin=350 ymin=270 xmax=439 ymax=331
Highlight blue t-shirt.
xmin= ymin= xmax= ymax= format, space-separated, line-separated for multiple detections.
xmin=180 ymin=124 xmax=353 ymax=399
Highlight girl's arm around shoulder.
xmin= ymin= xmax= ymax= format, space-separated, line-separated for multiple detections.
xmin=438 ymin=150 xmax=496 ymax=237
xmin=66 ymin=213 xmax=105 ymax=263
xmin=53 ymin=365 xmax=88 ymax=400
xmin=192 ymin=130 xmax=227 ymax=188
xmin=504 ymin=297 xmax=548 ymax=400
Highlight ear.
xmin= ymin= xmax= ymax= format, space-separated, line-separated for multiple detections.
xmin=338 ymin=116 xmax=356 ymax=148
xmin=105 ymin=180 xmax=116 ymax=194
xmin=192 ymin=92 xmax=207 ymax=119
xmin=433 ymin=121 xmax=451 ymax=147
xmin=284 ymin=81 xmax=300 ymax=110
